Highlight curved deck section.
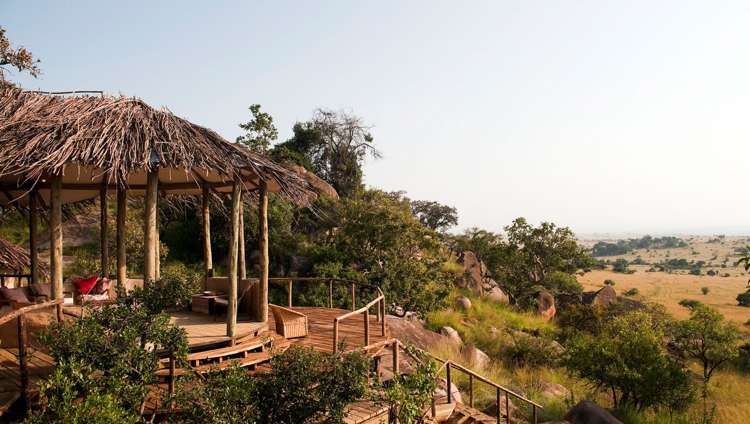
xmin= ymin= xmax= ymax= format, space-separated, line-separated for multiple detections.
xmin=169 ymin=310 xmax=267 ymax=350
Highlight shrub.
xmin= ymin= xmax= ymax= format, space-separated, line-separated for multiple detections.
xmin=604 ymin=279 xmax=615 ymax=286
xmin=544 ymin=270 xmax=584 ymax=293
xmin=702 ymin=287 xmax=710 ymax=295
xmin=501 ymin=327 xmax=560 ymax=367
xmin=623 ymin=288 xmax=639 ymax=297
xmin=737 ymin=289 xmax=750 ymax=307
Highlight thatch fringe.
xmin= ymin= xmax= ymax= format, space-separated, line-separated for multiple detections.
xmin=0 ymin=236 xmax=49 ymax=277
xmin=0 ymin=88 xmax=313 ymax=206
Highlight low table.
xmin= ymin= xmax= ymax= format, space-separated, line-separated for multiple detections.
xmin=191 ymin=293 xmax=226 ymax=315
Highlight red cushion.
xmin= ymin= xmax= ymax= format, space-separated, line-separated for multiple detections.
xmin=74 ymin=276 xmax=99 ymax=294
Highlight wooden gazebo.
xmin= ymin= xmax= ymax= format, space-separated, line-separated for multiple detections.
xmin=0 ymin=89 xmax=311 ymax=339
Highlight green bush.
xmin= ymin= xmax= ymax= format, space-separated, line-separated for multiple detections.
xmin=544 ymin=271 xmax=584 ymax=293
xmin=702 ymin=287 xmax=710 ymax=295
xmin=623 ymin=288 xmax=639 ymax=297
xmin=604 ymin=279 xmax=615 ymax=286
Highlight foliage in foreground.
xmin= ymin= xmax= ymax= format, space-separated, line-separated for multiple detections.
xmin=169 ymin=343 xmax=371 ymax=424
xmin=27 ymin=286 xmax=188 ymax=422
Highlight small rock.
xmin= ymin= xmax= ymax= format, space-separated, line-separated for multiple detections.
xmin=455 ymin=295 xmax=472 ymax=310
xmin=537 ymin=381 xmax=571 ymax=398
xmin=439 ymin=326 xmax=463 ymax=346
xmin=435 ymin=378 xmax=462 ymax=404
xmin=488 ymin=326 xmax=500 ymax=340
xmin=484 ymin=396 xmax=518 ymax=418
xmin=461 ymin=342 xmax=490 ymax=369
xmin=548 ymin=341 xmax=565 ymax=354
xmin=486 ymin=285 xmax=506 ymax=302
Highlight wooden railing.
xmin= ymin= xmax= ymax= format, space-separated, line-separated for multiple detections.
xmin=0 ymin=299 xmax=64 ymax=413
xmin=268 ymin=278 xmax=387 ymax=353
xmin=352 ymin=338 xmax=542 ymax=424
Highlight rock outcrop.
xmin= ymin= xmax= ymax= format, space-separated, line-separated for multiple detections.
xmin=484 ymin=396 xmax=518 ymax=418
xmin=455 ymin=295 xmax=472 ymax=310
xmin=439 ymin=326 xmax=463 ymax=346
xmin=562 ymin=401 xmax=624 ymax=424
xmin=461 ymin=342 xmax=490 ymax=368
xmin=386 ymin=315 xmax=457 ymax=352
xmin=435 ymin=378 xmax=462 ymax=404
xmin=454 ymin=251 xmax=493 ymax=293
xmin=283 ymin=163 xmax=338 ymax=201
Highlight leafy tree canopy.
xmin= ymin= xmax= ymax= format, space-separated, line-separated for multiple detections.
xmin=409 ymin=199 xmax=458 ymax=233
xmin=237 ymin=104 xmax=278 ymax=154
xmin=0 ymin=26 xmax=41 ymax=89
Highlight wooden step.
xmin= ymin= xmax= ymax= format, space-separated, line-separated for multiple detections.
xmin=0 ymin=391 xmax=20 ymax=417
xmin=186 ymin=331 xmax=277 ymax=364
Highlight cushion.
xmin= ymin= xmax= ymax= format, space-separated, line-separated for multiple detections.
xmin=74 ymin=276 xmax=99 ymax=294
xmin=82 ymin=294 xmax=109 ymax=302
xmin=96 ymin=278 xmax=112 ymax=295
xmin=29 ymin=283 xmax=52 ymax=298
xmin=0 ymin=287 xmax=30 ymax=304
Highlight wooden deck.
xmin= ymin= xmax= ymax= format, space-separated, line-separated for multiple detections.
xmin=0 ymin=348 xmax=56 ymax=416
xmin=268 ymin=306 xmax=390 ymax=354
xmin=168 ymin=310 xmax=267 ymax=350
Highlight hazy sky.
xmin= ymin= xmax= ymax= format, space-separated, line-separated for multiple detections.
xmin=2 ymin=1 xmax=749 ymax=236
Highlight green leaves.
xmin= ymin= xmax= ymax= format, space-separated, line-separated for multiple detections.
xmin=237 ymin=104 xmax=278 ymax=154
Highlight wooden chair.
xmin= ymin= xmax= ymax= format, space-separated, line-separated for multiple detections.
xmin=214 ymin=282 xmax=253 ymax=321
xmin=269 ymin=304 xmax=308 ymax=339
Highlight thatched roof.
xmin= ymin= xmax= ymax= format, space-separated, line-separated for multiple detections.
xmin=0 ymin=236 xmax=49 ymax=276
xmin=0 ymin=89 xmax=312 ymax=207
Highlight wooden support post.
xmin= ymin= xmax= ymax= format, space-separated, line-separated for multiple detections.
xmin=376 ymin=297 xmax=381 ymax=322
xmin=29 ymin=191 xmax=38 ymax=286
xmin=116 ymin=186 xmax=127 ymax=289
xmin=227 ymin=175 xmax=242 ymax=342
xmin=155 ymin=201 xmax=160 ymax=281
xmin=18 ymin=314 xmax=29 ymax=413
xmin=393 ymin=340 xmax=400 ymax=373
xmin=202 ymin=187 xmax=213 ymax=277
xmin=168 ymin=353 xmax=176 ymax=394
xmin=506 ymin=392 xmax=511 ymax=424
xmin=238 ymin=210 xmax=246 ymax=279
xmin=381 ymin=299 xmax=386 ymax=336
xmin=447 ymin=364 xmax=452 ymax=403
xmin=469 ymin=375 xmax=474 ymax=407
xmin=533 ymin=406 xmax=537 ymax=424
xmin=50 ymin=173 xmax=64 ymax=322
xmin=328 ymin=279 xmax=333 ymax=309
xmin=496 ymin=388 xmax=501 ymax=424
xmin=364 ymin=308 xmax=370 ymax=346
xmin=143 ymin=169 xmax=158 ymax=283
xmin=333 ymin=320 xmax=339 ymax=353
xmin=351 ymin=283 xmax=356 ymax=311
xmin=258 ymin=179 xmax=269 ymax=323
xmin=287 ymin=280 xmax=293 ymax=307
xmin=100 ymin=189 xmax=109 ymax=277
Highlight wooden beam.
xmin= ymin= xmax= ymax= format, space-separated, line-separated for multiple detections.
xmin=29 ymin=190 xmax=38 ymax=285
xmin=143 ymin=169 xmax=158 ymax=283
xmin=18 ymin=314 xmax=29 ymax=414
xmin=202 ymin=187 xmax=212 ymax=276
xmin=116 ymin=186 xmax=127 ymax=288
xmin=100 ymin=189 xmax=109 ymax=277
xmin=226 ymin=175 xmax=242 ymax=341
xmin=258 ymin=179 xmax=269 ymax=323
xmin=50 ymin=173 xmax=64 ymax=321
xmin=0 ymin=176 xmax=261 ymax=192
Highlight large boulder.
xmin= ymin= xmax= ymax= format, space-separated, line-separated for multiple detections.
xmin=563 ymin=401 xmax=624 ymax=424
xmin=455 ymin=295 xmax=472 ymax=310
xmin=590 ymin=285 xmax=617 ymax=306
xmin=535 ymin=290 xmax=556 ymax=321
xmin=461 ymin=342 xmax=490 ymax=369
xmin=435 ymin=378 xmax=462 ymax=404
xmin=484 ymin=396 xmax=518 ymax=419
xmin=537 ymin=381 xmax=571 ymax=399
xmin=485 ymin=285 xmax=506 ymax=302
xmin=386 ymin=315 xmax=456 ymax=352
xmin=454 ymin=251 xmax=486 ymax=293
xmin=283 ymin=163 xmax=339 ymax=201
xmin=439 ymin=326 xmax=463 ymax=346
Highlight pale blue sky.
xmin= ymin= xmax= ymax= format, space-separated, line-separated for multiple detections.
xmin=2 ymin=1 xmax=749 ymax=235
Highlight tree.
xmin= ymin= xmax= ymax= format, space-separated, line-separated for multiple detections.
xmin=409 ymin=199 xmax=458 ymax=233
xmin=308 ymin=189 xmax=452 ymax=315
xmin=735 ymin=247 xmax=750 ymax=306
xmin=669 ymin=302 xmax=742 ymax=386
xmin=495 ymin=217 xmax=592 ymax=301
xmin=270 ymin=108 xmax=380 ymax=198
xmin=565 ymin=312 xmax=696 ymax=413
xmin=0 ymin=26 xmax=41 ymax=89
xmin=236 ymin=104 xmax=278 ymax=154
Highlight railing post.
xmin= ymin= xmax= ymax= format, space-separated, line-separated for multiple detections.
xmin=392 ymin=341 xmax=400 ymax=373
xmin=169 ymin=352 xmax=176 ymax=394
xmin=533 ymin=405 xmax=537 ymax=424
xmin=333 ymin=320 xmax=339 ymax=353
xmin=328 ymin=279 xmax=333 ymax=309
xmin=18 ymin=313 xmax=29 ymax=414
xmin=364 ymin=308 xmax=370 ymax=346
xmin=506 ymin=392 xmax=511 ymax=424
xmin=469 ymin=374 xmax=474 ymax=408
xmin=381 ymin=298 xmax=386 ymax=336
xmin=287 ymin=280 xmax=292 ymax=307
xmin=496 ymin=387 xmax=501 ymax=423
xmin=446 ymin=363 xmax=452 ymax=404
xmin=351 ymin=283 xmax=355 ymax=311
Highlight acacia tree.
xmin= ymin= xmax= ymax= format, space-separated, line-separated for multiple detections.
xmin=236 ymin=104 xmax=278 ymax=154
xmin=669 ymin=302 xmax=742 ymax=386
xmin=496 ymin=217 xmax=592 ymax=301
xmin=0 ymin=26 xmax=41 ymax=89
xmin=409 ymin=199 xmax=458 ymax=233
